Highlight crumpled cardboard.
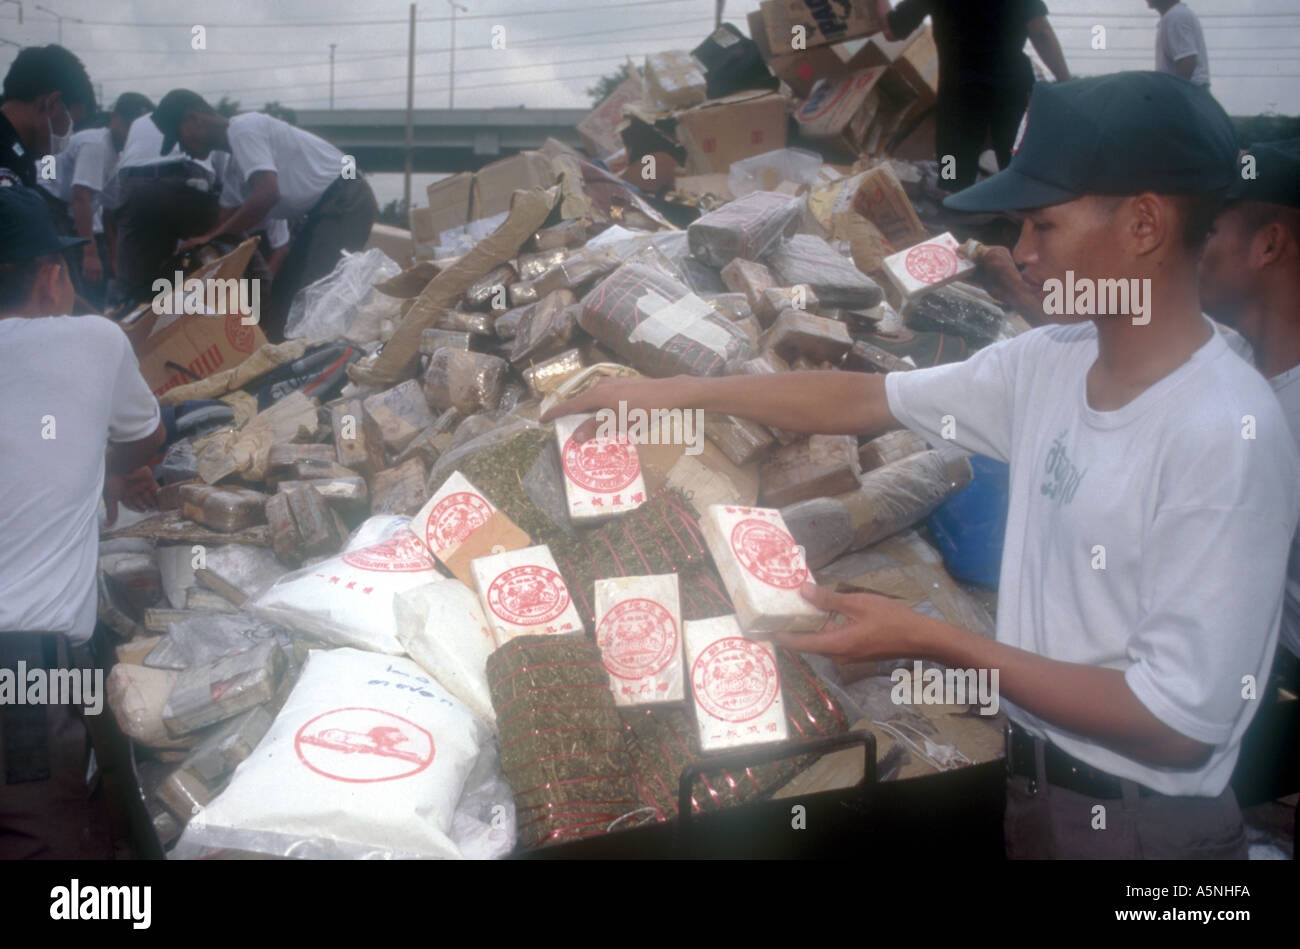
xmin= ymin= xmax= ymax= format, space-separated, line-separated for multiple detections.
xmin=348 ymin=186 xmax=560 ymax=386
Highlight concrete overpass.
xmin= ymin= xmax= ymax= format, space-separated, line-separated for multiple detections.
xmin=296 ymin=108 xmax=588 ymax=173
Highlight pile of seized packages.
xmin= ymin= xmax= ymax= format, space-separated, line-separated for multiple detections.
xmin=103 ymin=10 xmax=1027 ymax=858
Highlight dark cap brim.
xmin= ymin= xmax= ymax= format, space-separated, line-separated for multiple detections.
xmin=943 ymin=166 xmax=1080 ymax=213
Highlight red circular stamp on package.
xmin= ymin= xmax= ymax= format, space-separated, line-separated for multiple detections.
xmin=904 ymin=243 xmax=958 ymax=285
xmin=487 ymin=564 xmax=570 ymax=626
xmin=562 ymin=433 xmax=640 ymax=494
xmin=225 ymin=313 xmax=256 ymax=354
xmin=596 ymin=598 xmax=679 ymax=680
xmin=425 ymin=491 xmax=492 ymax=550
xmin=341 ymin=530 xmax=435 ymax=573
xmin=730 ymin=518 xmax=807 ymax=589
xmin=294 ymin=707 xmax=435 ymax=783
xmin=691 ymin=638 xmax=780 ymax=723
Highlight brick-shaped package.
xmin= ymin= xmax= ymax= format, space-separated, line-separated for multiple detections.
xmin=553 ymin=414 xmax=647 ymax=522
xmin=683 ymin=615 xmax=788 ymax=752
xmin=882 ymin=232 xmax=976 ymax=300
xmin=470 ymin=545 xmax=585 ymax=644
xmin=594 ymin=574 xmax=684 ymax=707
xmin=410 ymin=470 xmax=497 ymax=560
xmin=700 ymin=504 xmax=827 ymax=636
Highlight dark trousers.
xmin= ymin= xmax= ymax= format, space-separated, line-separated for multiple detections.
xmin=1004 ymin=735 xmax=1248 ymax=859
xmin=0 ymin=632 xmax=115 ymax=860
xmin=934 ymin=81 xmax=1033 ymax=193
xmin=1230 ymin=648 xmax=1300 ymax=809
xmin=114 ymin=175 xmax=219 ymax=307
xmin=266 ymin=176 xmax=378 ymax=342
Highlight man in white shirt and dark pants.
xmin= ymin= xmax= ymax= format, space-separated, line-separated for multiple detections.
xmin=1148 ymin=0 xmax=1211 ymax=87
xmin=543 ymin=72 xmax=1298 ymax=859
xmin=40 ymin=93 xmax=153 ymax=309
xmin=152 ymin=89 xmax=377 ymax=341
xmin=0 ymin=184 xmax=165 ymax=858
xmin=110 ymin=109 xmax=221 ymax=307
xmin=1200 ymin=139 xmax=1300 ymax=834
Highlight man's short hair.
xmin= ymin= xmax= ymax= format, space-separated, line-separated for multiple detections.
xmin=112 ymin=92 xmax=154 ymax=126
xmin=1100 ymin=191 xmax=1227 ymax=251
xmin=0 ymin=254 xmax=61 ymax=310
xmin=1232 ymin=200 xmax=1300 ymax=248
xmin=1 ymin=45 xmax=95 ymax=111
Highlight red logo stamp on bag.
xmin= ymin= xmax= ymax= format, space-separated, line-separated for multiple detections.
xmin=562 ymin=434 xmax=640 ymax=494
xmin=596 ymin=598 xmax=678 ymax=680
xmin=341 ymin=531 xmax=435 ymax=573
xmin=904 ymin=243 xmax=958 ymax=284
xmin=691 ymin=638 xmax=779 ymax=723
xmin=295 ymin=707 xmax=434 ymax=783
xmin=487 ymin=564 xmax=570 ymax=626
xmin=425 ymin=491 xmax=492 ymax=551
xmin=225 ymin=313 xmax=255 ymax=353
xmin=730 ymin=518 xmax=807 ymax=589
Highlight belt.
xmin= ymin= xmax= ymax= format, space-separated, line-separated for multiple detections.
xmin=125 ymin=164 xmax=192 ymax=179
xmin=1006 ymin=721 xmax=1160 ymax=799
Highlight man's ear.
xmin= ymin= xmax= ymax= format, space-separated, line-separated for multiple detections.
xmin=1252 ymin=219 xmax=1290 ymax=270
xmin=1126 ymin=193 xmax=1169 ymax=258
xmin=32 ymin=258 xmax=65 ymax=308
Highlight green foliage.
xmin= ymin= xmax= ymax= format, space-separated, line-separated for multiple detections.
xmin=377 ymin=198 xmax=408 ymax=228
xmin=1233 ymin=113 xmax=1300 ymax=147
xmin=585 ymin=62 xmax=632 ymax=108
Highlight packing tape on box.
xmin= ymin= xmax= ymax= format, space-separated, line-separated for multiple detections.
xmin=629 ymin=291 xmax=733 ymax=358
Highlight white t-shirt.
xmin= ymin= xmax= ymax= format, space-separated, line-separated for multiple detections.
xmin=224 ymin=112 xmax=343 ymax=222
xmin=216 ymin=151 xmax=290 ymax=249
xmin=39 ymin=128 xmax=116 ymax=233
xmin=109 ymin=113 xmax=219 ymax=209
xmin=1156 ymin=2 xmax=1210 ymax=87
xmin=885 ymin=318 xmax=1299 ymax=796
xmin=0 ymin=316 xmax=161 ymax=642
xmin=1270 ymin=363 xmax=1300 ymax=660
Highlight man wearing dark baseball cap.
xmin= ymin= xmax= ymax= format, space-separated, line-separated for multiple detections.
xmin=1200 ymin=140 xmax=1300 ymax=820
xmin=151 ymin=88 xmax=376 ymax=341
xmin=540 ymin=72 xmax=1298 ymax=859
xmin=0 ymin=184 xmax=164 ymax=858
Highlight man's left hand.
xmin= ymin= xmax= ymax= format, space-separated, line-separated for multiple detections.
xmin=103 ymin=466 xmax=159 ymax=526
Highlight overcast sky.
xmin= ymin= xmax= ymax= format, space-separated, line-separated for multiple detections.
xmin=1 ymin=0 xmax=1294 ymax=118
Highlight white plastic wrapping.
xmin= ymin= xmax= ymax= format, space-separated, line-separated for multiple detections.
xmin=728 ymin=148 xmax=824 ymax=198
xmin=394 ymin=580 xmax=498 ymax=726
xmin=251 ymin=516 xmax=441 ymax=654
xmin=173 ymin=648 xmax=488 ymax=859
xmin=285 ymin=248 xmax=402 ymax=341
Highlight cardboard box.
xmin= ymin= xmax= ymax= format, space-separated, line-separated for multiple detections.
xmin=644 ymin=50 xmax=708 ymax=111
xmin=674 ymin=91 xmax=788 ymax=176
xmin=594 ymin=574 xmax=684 ymax=707
xmin=851 ymin=163 xmax=929 ymax=248
xmin=795 ymin=66 xmax=890 ymax=156
xmin=892 ymin=24 xmax=939 ymax=110
xmin=752 ymin=7 xmax=913 ymax=98
xmin=420 ymin=152 xmax=556 ymax=239
xmin=422 ymin=172 xmax=475 ymax=239
xmin=471 ymin=544 xmax=585 ymax=643
xmin=762 ymin=0 xmax=884 ymax=55
xmin=577 ymin=69 xmax=644 ymax=160
xmin=683 ymin=614 xmax=788 ymax=752
xmin=700 ymin=503 xmax=827 ymax=637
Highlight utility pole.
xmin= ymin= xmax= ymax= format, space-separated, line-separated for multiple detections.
xmin=34 ymin=4 xmax=80 ymax=44
xmin=715 ymin=0 xmax=724 ymax=29
xmin=328 ymin=43 xmax=337 ymax=110
xmin=448 ymin=1 xmax=467 ymax=109
xmin=403 ymin=3 xmax=415 ymax=217
xmin=1 ymin=2 xmax=22 ymax=26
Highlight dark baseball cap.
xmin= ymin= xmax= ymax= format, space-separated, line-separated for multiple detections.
xmin=1226 ymin=138 xmax=1300 ymax=209
xmin=0 ymin=183 xmax=87 ymax=263
xmin=153 ymin=88 xmax=213 ymax=155
xmin=944 ymin=72 xmax=1239 ymax=213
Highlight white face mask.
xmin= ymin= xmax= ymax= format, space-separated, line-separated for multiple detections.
xmin=46 ymin=100 xmax=73 ymax=153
